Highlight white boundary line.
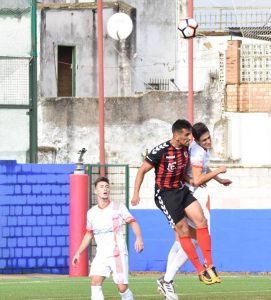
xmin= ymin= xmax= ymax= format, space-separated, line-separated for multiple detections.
xmin=27 ymin=290 xmax=271 ymax=300
xmin=0 ymin=274 xmax=270 ymax=285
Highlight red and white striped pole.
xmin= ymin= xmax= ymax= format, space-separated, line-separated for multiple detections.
xmin=69 ymin=173 xmax=89 ymax=276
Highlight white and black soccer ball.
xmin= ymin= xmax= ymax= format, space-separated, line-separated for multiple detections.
xmin=178 ymin=18 xmax=198 ymax=39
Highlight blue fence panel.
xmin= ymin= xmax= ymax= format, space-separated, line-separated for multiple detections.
xmin=0 ymin=160 xmax=74 ymax=274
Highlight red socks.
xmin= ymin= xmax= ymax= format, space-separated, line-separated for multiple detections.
xmin=179 ymin=227 xmax=213 ymax=273
xmin=179 ymin=236 xmax=204 ymax=274
xmin=196 ymin=227 xmax=213 ymax=267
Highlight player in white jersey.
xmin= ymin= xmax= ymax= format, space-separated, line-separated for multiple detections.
xmin=157 ymin=122 xmax=232 ymax=300
xmin=72 ymin=177 xmax=144 ymax=300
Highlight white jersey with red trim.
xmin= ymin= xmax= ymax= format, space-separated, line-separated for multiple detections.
xmin=86 ymin=201 xmax=135 ymax=258
xmin=186 ymin=140 xmax=209 ymax=193
xmin=186 ymin=141 xmax=211 ymax=229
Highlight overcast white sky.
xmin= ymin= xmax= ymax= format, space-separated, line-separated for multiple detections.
xmin=195 ymin=0 xmax=270 ymax=6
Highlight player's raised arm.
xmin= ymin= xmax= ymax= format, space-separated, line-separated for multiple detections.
xmin=131 ymin=160 xmax=153 ymax=206
xmin=192 ymin=165 xmax=227 ymax=187
xmin=72 ymin=231 xmax=93 ymax=266
xmin=208 ymin=167 xmax=232 ymax=186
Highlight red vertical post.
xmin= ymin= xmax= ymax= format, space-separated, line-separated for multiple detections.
xmin=69 ymin=174 xmax=89 ymax=276
xmin=97 ymin=0 xmax=105 ymax=176
xmin=188 ymin=0 xmax=194 ymax=124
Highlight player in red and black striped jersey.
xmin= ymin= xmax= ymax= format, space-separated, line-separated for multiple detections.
xmin=131 ymin=119 xmax=220 ymax=289
xmin=145 ymin=140 xmax=189 ymax=190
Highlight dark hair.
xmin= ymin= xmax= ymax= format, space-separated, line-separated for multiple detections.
xmin=94 ymin=176 xmax=109 ymax=187
xmin=192 ymin=122 xmax=209 ymax=141
xmin=172 ymin=119 xmax=192 ymax=133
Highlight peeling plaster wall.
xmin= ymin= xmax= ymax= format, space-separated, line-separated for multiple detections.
xmin=39 ymin=7 xmax=121 ymax=97
xmin=38 ymin=91 xmax=222 ymax=165
xmin=39 ymin=0 xmax=179 ymax=97
xmin=125 ymin=0 xmax=178 ymax=93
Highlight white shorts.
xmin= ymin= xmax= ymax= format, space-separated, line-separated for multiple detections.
xmin=186 ymin=187 xmax=211 ymax=230
xmin=89 ymin=253 xmax=129 ymax=284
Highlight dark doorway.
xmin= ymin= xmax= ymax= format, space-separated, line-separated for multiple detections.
xmin=57 ymin=46 xmax=75 ymax=96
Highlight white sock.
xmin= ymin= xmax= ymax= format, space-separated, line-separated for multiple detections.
xmin=165 ymin=241 xmax=179 ymax=275
xmin=91 ymin=286 xmax=104 ymax=300
xmin=164 ymin=239 xmax=197 ymax=282
xmin=119 ymin=288 xmax=134 ymax=300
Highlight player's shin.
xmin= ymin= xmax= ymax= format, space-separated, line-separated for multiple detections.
xmin=196 ymin=227 xmax=212 ymax=267
xmin=164 ymin=241 xmax=189 ymax=282
xmin=179 ymin=236 xmax=205 ymax=274
xmin=91 ymin=286 xmax=104 ymax=300
xmin=119 ymin=288 xmax=134 ymax=300
xmin=196 ymin=227 xmax=221 ymax=283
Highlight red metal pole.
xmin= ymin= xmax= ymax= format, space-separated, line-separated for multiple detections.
xmin=69 ymin=174 xmax=89 ymax=277
xmin=188 ymin=0 xmax=194 ymax=124
xmin=97 ymin=0 xmax=105 ymax=175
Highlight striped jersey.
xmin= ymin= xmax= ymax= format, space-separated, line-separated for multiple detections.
xmin=146 ymin=140 xmax=189 ymax=190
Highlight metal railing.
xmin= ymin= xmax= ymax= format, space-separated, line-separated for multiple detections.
xmin=145 ymin=78 xmax=170 ymax=91
xmin=194 ymin=6 xmax=271 ymax=32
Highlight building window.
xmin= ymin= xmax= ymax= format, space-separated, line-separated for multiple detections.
xmin=145 ymin=79 xmax=170 ymax=91
xmin=57 ymin=46 xmax=76 ymax=97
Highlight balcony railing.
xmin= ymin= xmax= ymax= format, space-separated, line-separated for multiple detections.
xmin=194 ymin=6 xmax=271 ymax=32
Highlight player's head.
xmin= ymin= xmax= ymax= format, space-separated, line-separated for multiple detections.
xmin=94 ymin=177 xmax=110 ymax=200
xmin=172 ymin=119 xmax=192 ymax=147
xmin=192 ymin=122 xmax=212 ymax=150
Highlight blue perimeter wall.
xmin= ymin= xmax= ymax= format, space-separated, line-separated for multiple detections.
xmin=0 ymin=160 xmax=74 ymax=274
xmin=129 ymin=209 xmax=271 ymax=273
xmin=1 ymin=161 xmax=271 ymax=274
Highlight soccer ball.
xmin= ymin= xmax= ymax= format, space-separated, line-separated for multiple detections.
xmin=178 ymin=18 xmax=198 ymax=39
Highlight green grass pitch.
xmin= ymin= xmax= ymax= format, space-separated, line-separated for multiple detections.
xmin=0 ymin=273 xmax=270 ymax=300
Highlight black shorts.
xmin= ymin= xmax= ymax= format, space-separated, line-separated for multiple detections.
xmin=154 ymin=185 xmax=196 ymax=228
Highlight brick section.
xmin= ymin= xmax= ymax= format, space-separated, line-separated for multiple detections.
xmin=0 ymin=160 xmax=75 ymax=274
xmin=226 ymin=40 xmax=241 ymax=85
xmin=226 ymin=83 xmax=271 ymax=112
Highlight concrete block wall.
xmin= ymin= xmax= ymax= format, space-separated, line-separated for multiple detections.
xmin=207 ymin=165 xmax=271 ymax=209
xmin=0 ymin=160 xmax=75 ymax=274
xmin=1 ymin=161 xmax=270 ymax=273
xmin=129 ymin=167 xmax=155 ymax=209
xmin=129 ymin=165 xmax=271 ymax=210
xmin=129 ymin=165 xmax=271 ymax=272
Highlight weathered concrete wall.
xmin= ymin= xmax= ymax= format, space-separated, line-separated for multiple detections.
xmin=126 ymin=0 xmax=178 ymax=93
xmin=38 ymin=90 xmax=223 ymax=165
xmin=40 ymin=7 xmax=116 ymax=97
xmin=39 ymin=0 xmax=179 ymax=97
